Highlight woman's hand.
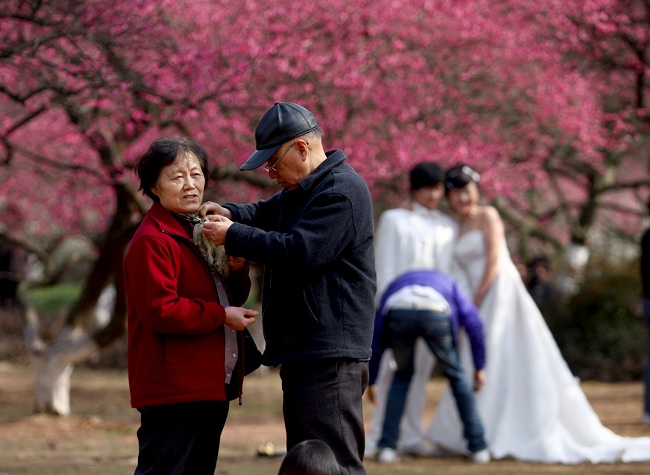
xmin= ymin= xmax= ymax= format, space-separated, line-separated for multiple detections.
xmin=228 ymin=256 xmax=247 ymax=272
xmin=225 ymin=307 xmax=258 ymax=331
xmin=473 ymin=292 xmax=485 ymax=308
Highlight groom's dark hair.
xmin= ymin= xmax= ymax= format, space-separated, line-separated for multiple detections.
xmin=409 ymin=162 xmax=445 ymax=191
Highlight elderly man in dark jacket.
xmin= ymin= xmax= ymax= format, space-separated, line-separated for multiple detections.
xmin=200 ymin=102 xmax=376 ymax=475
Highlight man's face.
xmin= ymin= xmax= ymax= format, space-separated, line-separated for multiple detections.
xmin=264 ymin=139 xmax=306 ymax=190
xmin=412 ymin=184 xmax=445 ymax=210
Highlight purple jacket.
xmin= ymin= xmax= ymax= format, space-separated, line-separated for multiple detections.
xmin=369 ymin=269 xmax=486 ymax=385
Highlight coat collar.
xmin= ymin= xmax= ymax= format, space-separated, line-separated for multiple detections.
xmin=146 ymin=202 xmax=193 ymax=239
xmin=296 ymin=149 xmax=346 ymax=193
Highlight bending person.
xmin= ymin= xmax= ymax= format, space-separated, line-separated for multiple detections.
xmin=366 ymin=162 xmax=457 ymax=458
xmin=369 ymin=269 xmax=489 ymax=464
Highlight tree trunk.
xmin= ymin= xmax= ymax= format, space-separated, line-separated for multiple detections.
xmin=22 ymin=185 xmax=135 ymax=416
xmin=31 ymin=331 xmax=99 ymax=415
xmin=33 ymin=357 xmax=73 ymax=415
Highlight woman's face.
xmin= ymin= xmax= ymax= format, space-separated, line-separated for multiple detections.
xmin=447 ymin=181 xmax=480 ymax=217
xmin=151 ymin=152 xmax=205 ymax=214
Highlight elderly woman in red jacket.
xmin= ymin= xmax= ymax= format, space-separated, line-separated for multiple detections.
xmin=124 ymin=137 xmax=258 ymax=475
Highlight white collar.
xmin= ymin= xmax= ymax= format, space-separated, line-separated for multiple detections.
xmin=412 ymin=202 xmax=441 ymax=217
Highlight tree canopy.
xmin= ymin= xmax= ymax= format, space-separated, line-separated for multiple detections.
xmin=1 ymin=0 xmax=649 ymax=257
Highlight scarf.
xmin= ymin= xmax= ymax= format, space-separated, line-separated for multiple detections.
xmin=175 ymin=211 xmax=240 ymax=385
xmin=173 ymin=212 xmax=230 ymax=280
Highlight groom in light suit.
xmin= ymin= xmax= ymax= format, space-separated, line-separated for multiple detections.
xmin=366 ymin=162 xmax=458 ymax=460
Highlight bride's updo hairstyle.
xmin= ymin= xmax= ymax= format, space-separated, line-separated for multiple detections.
xmin=444 ymin=164 xmax=481 ymax=194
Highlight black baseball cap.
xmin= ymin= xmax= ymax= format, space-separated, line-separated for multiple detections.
xmin=240 ymin=102 xmax=319 ymax=171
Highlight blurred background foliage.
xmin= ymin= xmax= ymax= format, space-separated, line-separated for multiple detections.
xmin=27 ymin=283 xmax=81 ymax=314
xmin=545 ymin=257 xmax=645 ymax=382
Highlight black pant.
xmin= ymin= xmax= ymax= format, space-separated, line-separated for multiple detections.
xmin=280 ymin=359 xmax=368 ymax=475
xmin=135 ymin=400 xmax=229 ymax=475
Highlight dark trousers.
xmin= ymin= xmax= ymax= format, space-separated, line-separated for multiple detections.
xmin=135 ymin=400 xmax=229 ymax=475
xmin=379 ymin=309 xmax=486 ymax=453
xmin=280 ymin=359 xmax=368 ymax=475
xmin=643 ymin=298 xmax=650 ymax=414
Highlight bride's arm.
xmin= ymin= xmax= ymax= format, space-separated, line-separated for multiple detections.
xmin=474 ymin=206 xmax=504 ymax=307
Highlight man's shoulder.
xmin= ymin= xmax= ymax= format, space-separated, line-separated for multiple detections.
xmin=379 ymin=207 xmax=412 ymax=220
xmin=333 ymin=161 xmax=368 ymax=184
xmin=376 ymin=208 xmax=415 ymax=232
xmin=380 ymin=208 xmax=456 ymax=225
xmin=325 ymin=162 xmax=372 ymax=202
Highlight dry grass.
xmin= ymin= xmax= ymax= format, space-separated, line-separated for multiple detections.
xmin=0 ymin=361 xmax=649 ymax=475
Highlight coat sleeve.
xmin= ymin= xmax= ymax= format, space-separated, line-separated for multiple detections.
xmin=453 ymin=282 xmax=486 ymax=370
xmin=224 ymin=194 xmax=282 ymax=231
xmin=125 ymin=235 xmax=227 ymax=334
xmin=368 ymin=308 xmax=387 ymax=385
xmin=224 ymin=264 xmax=252 ymax=307
xmin=225 ymin=191 xmax=357 ymax=271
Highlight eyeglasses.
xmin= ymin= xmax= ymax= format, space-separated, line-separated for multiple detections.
xmin=264 ymin=140 xmax=296 ymax=173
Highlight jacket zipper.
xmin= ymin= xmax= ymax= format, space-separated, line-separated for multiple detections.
xmin=161 ymin=228 xmax=245 ymax=405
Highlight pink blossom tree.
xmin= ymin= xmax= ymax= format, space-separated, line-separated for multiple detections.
xmin=1 ymin=0 xmax=648 ymax=414
xmin=0 ymin=0 xmax=271 ymax=414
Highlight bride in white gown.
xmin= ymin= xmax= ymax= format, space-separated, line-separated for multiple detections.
xmin=426 ymin=164 xmax=650 ymax=463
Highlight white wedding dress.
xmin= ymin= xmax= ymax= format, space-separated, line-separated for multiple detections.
xmin=427 ymin=229 xmax=650 ymax=463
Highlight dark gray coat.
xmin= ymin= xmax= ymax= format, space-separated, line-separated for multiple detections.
xmin=224 ymin=150 xmax=376 ymax=366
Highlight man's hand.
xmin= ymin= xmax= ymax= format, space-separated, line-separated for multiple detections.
xmin=366 ymin=384 xmax=378 ymax=405
xmin=473 ymin=369 xmax=486 ymax=392
xmin=199 ymin=201 xmax=232 ymax=219
xmin=225 ymin=307 xmax=258 ymax=331
xmin=201 ymin=215 xmax=233 ymax=246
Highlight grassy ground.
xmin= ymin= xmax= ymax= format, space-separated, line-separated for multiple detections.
xmin=1 ymin=361 xmax=649 ymax=475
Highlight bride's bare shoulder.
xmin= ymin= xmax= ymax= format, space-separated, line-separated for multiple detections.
xmin=478 ymin=205 xmax=501 ymax=222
